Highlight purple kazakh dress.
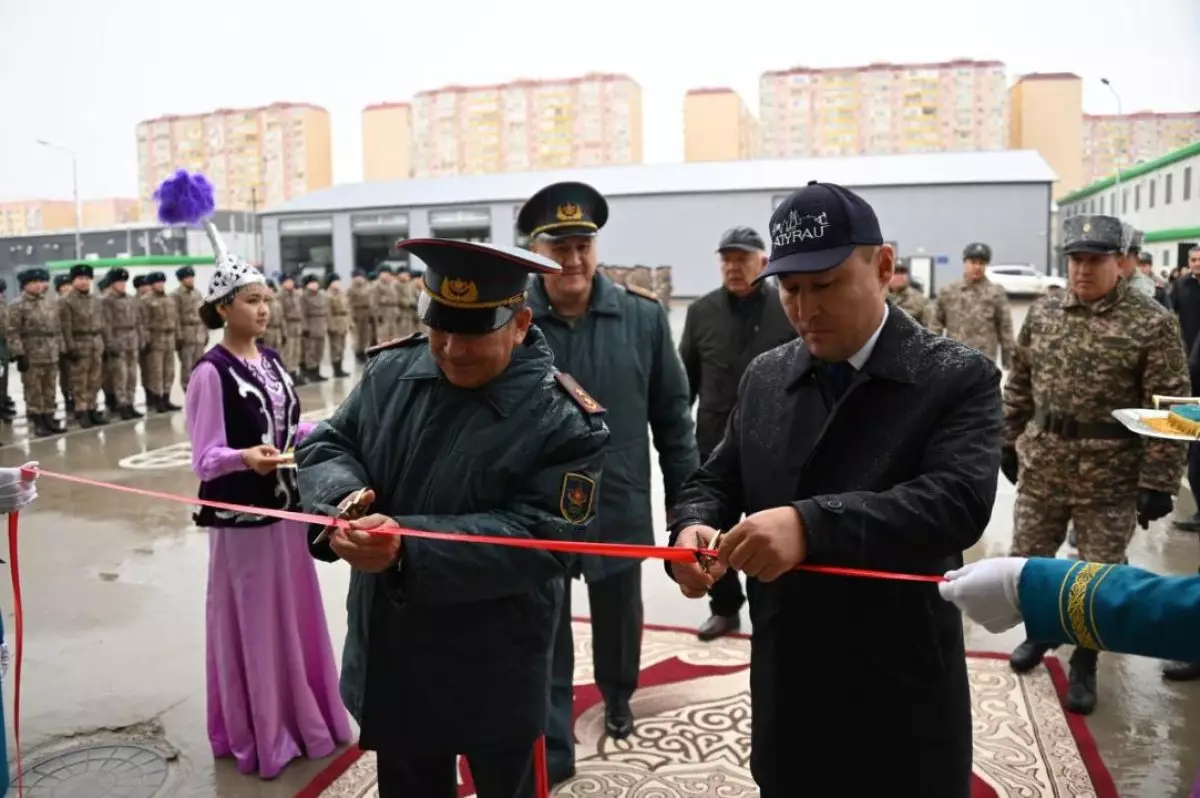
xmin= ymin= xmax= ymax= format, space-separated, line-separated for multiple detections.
xmin=185 ymin=343 xmax=351 ymax=779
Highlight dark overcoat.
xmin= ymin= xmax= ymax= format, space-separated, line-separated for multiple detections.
xmin=296 ymin=326 xmax=609 ymax=754
xmin=670 ymin=307 xmax=1002 ymax=796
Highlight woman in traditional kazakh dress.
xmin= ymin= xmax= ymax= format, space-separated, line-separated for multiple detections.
xmin=155 ymin=170 xmax=351 ymax=779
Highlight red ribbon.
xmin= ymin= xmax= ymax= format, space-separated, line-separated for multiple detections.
xmin=30 ymin=468 xmax=945 ymax=584
xmin=4 ymin=467 xmax=945 ymax=792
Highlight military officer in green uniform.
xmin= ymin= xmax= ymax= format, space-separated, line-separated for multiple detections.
xmin=296 ymin=238 xmax=609 ymax=798
xmin=517 ymin=181 xmax=699 ymax=783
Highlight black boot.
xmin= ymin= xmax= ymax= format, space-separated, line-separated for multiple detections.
xmin=1065 ymin=648 xmax=1098 ymax=715
xmin=291 ymin=370 xmax=307 ymax=386
xmin=307 ymin=367 xmax=328 ymax=382
xmin=120 ymin=404 xmax=143 ymax=420
xmin=697 ymin=614 xmax=741 ymax=641
xmin=332 ymin=362 xmax=348 ymax=378
xmin=1010 ymin=639 xmax=1056 ymax=673
xmin=89 ymin=408 xmax=109 ymax=426
xmin=64 ymin=397 xmax=75 ymax=416
xmin=43 ymin=413 xmax=66 ymax=434
xmin=31 ymin=414 xmax=52 ymax=437
xmin=354 ymin=351 xmax=366 ymax=363
xmin=76 ymin=410 xmax=94 ymax=429
xmin=160 ymin=393 xmax=181 ymax=412
xmin=0 ymin=404 xmax=14 ymax=423
xmin=104 ymin=392 xmax=118 ymax=413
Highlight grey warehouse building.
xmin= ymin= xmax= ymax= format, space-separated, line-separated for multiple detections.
xmin=258 ymin=150 xmax=1056 ymax=297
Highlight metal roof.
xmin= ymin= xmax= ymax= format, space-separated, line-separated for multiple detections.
xmin=261 ymin=149 xmax=1057 ymax=217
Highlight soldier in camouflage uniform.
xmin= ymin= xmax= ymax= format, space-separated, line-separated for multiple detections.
xmin=143 ymin=272 xmax=181 ymax=412
xmin=101 ymin=268 xmax=144 ymax=420
xmin=261 ymin=279 xmax=285 ymax=352
xmin=348 ymin=269 xmax=374 ymax=361
xmin=1000 ymin=214 xmax=1187 ymax=715
xmin=300 ymin=273 xmax=328 ymax=382
xmin=395 ymin=268 xmax=420 ymax=338
xmin=59 ymin=263 xmax=108 ymax=427
xmin=0 ymin=277 xmax=12 ymax=423
xmin=371 ymin=265 xmax=401 ymax=343
xmin=887 ymin=261 xmax=929 ymax=326
xmin=929 ymin=242 xmax=1015 ymax=367
xmin=1119 ymin=224 xmax=1157 ymax=300
xmin=53 ymin=274 xmax=75 ymax=415
xmin=133 ymin=275 xmax=152 ymax=409
xmin=278 ymin=274 xmax=306 ymax=383
xmin=325 ymin=272 xmax=350 ymax=378
xmin=173 ymin=266 xmax=206 ymax=392
xmin=96 ymin=270 xmax=117 ymax=414
xmin=8 ymin=268 xmax=66 ymax=436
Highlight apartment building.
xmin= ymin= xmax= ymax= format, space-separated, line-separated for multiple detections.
xmin=1083 ymin=111 xmax=1200 ymax=185
xmin=136 ymin=103 xmax=333 ymax=212
xmin=362 ymin=102 xmax=414 ymax=181
xmin=1008 ymin=73 xmax=1085 ymax=196
xmin=759 ymin=59 xmax=1008 ymax=159
xmin=409 ymin=73 xmax=643 ymax=178
xmin=683 ymin=88 xmax=761 ymax=162
xmin=0 ymin=198 xmax=141 ymax=237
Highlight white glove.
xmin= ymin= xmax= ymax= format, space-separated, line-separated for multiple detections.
xmin=0 ymin=461 xmax=38 ymax=514
xmin=938 ymin=557 xmax=1027 ymax=634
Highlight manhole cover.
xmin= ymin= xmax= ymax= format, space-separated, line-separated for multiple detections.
xmin=19 ymin=744 xmax=169 ymax=798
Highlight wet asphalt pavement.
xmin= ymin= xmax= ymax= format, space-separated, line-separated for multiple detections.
xmin=0 ymin=299 xmax=1195 ymax=797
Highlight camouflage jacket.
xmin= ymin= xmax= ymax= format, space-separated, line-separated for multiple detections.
xmin=59 ymin=289 xmax=106 ymax=353
xmin=888 ymin=286 xmax=929 ymax=327
xmin=302 ymin=290 xmax=329 ymax=336
xmin=328 ymin=289 xmax=350 ymax=335
xmin=280 ymin=287 xmax=305 ymax=328
xmin=102 ymin=291 xmax=142 ymax=353
xmin=141 ymin=291 xmax=180 ymax=350
xmin=929 ymin=277 xmax=1015 ymax=368
xmin=1003 ymin=282 xmax=1188 ymax=501
xmin=348 ymin=282 xmax=374 ymax=315
xmin=173 ymin=285 xmax=207 ymax=345
xmin=7 ymin=292 xmax=63 ymax=364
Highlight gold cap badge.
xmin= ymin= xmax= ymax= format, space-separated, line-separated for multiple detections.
xmin=1082 ymin=223 xmax=1092 ymax=233
xmin=556 ymin=203 xmax=583 ymax=222
xmin=441 ymin=278 xmax=479 ymax=305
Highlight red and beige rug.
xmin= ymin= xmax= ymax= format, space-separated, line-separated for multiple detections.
xmin=297 ymin=621 xmax=1116 ymax=798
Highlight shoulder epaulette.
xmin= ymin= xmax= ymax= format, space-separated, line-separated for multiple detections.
xmin=554 ymin=372 xmax=605 ymax=414
xmin=624 ymin=284 xmax=659 ymax=302
xmin=367 ymin=331 xmax=426 ymax=356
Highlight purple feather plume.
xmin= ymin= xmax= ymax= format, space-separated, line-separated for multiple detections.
xmin=153 ymin=169 xmax=215 ymax=225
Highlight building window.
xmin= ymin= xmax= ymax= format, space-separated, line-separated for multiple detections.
xmin=1185 ymin=167 xmax=1193 ymax=201
xmin=1149 ymin=179 xmax=1156 ymax=208
xmin=1166 ymin=173 xmax=1173 ymax=204
xmin=1122 ymin=190 xmax=1128 ymax=214
xmin=1135 ymin=185 xmax=1141 ymax=210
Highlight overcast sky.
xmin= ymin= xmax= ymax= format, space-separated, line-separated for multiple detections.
xmin=1 ymin=0 xmax=1198 ymax=204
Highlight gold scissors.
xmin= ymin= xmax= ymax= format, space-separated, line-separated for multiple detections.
xmin=312 ymin=487 xmax=372 ymax=545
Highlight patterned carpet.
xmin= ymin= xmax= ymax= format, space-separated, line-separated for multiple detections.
xmin=298 ymin=622 xmax=1116 ymax=798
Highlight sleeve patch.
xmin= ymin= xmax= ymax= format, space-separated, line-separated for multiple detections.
xmin=554 ymin=372 xmax=605 ymax=414
xmin=560 ymin=472 xmax=597 ymax=523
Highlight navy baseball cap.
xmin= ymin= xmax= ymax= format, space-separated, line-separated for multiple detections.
xmin=757 ymin=181 xmax=883 ymax=281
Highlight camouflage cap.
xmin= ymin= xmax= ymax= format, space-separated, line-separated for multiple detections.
xmin=1062 ymin=214 xmax=1123 ymax=256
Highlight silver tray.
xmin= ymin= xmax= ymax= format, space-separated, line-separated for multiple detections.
xmin=1112 ymin=408 xmax=1200 ymax=442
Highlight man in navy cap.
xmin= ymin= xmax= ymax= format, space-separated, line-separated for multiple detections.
xmin=667 ymin=182 xmax=1003 ymax=796
xmin=518 ymin=181 xmax=698 ymax=782
xmin=298 ymin=238 xmax=609 ymax=798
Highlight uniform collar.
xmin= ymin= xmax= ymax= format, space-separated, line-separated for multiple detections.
xmin=1062 ymin=278 xmax=1127 ymax=313
xmin=528 ymin=271 xmax=623 ymax=320
xmin=397 ymin=325 xmax=555 ymax=418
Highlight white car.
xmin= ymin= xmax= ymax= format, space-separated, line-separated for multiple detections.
xmin=986 ymin=265 xmax=1067 ymax=296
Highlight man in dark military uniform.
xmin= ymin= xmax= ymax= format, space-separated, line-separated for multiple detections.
xmin=297 ymin=238 xmax=609 ymax=798
xmin=1002 ymin=214 xmax=1187 ymax=714
xmin=517 ymin=182 xmax=698 ymax=783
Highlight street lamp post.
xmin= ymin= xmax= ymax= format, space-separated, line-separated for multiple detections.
xmin=35 ymin=139 xmax=82 ymax=259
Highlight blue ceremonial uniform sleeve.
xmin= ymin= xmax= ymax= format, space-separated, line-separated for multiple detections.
xmin=1021 ymin=557 xmax=1200 ymax=663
